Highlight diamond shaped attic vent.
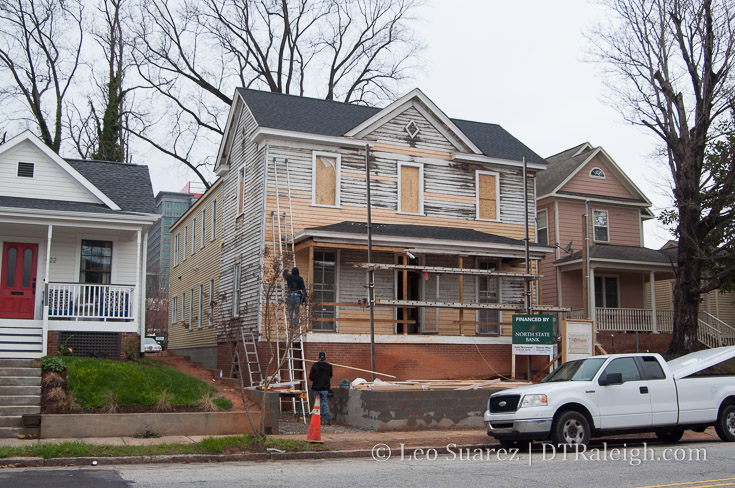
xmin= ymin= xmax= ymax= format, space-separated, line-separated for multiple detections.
xmin=405 ymin=120 xmax=420 ymax=139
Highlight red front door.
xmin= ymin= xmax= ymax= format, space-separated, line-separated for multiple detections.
xmin=0 ymin=242 xmax=39 ymax=319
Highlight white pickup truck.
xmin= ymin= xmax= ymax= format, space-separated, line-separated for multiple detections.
xmin=484 ymin=346 xmax=735 ymax=446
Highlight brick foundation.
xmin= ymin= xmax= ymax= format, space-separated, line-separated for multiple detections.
xmin=596 ymin=331 xmax=673 ymax=355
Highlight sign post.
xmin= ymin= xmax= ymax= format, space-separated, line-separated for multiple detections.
xmin=512 ymin=314 xmax=555 ymax=379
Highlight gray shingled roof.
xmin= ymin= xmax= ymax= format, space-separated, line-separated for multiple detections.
xmin=0 ymin=195 xmax=151 ymax=216
xmin=305 ymin=221 xmax=538 ymax=246
xmin=556 ymin=244 xmax=677 ymax=266
xmin=67 ymin=159 xmax=156 ymax=213
xmin=536 ymin=143 xmax=594 ymax=197
xmin=237 ymin=88 xmax=547 ymax=165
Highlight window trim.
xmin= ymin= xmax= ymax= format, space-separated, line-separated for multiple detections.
xmin=211 ymin=199 xmax=217 ymax=240
xmin=537 ymin=208 xmax=548 ymax=245
xmin=311 ymin=248 xmax=339 ymax=332
xmin=198 ymin=284 xmax=203 ymax=328
xmin=237 ymin=167 xmax=245 ymax=216
xmin=173 ymin=233 xmax=180 ymax=267
xmin=589 ymin=167 xmax=606 ymax=179
xmin=78 ymin=239 xmax=114 ymax=285
xmin=181 ymin=292 xmax=186 ymax=324
xmin=593 ymin=209 xmax=610 ymax=243
xmin=189 ymin=288 xmax=194 ymax=330
xmin=594 ymin=274 xmax=620 ymax=309
xmin=397 ymin=161 xmax=424 ymax=215
xmin=233 ymin=262 xmax=241 ymax=318
xmin=183 ymin=226 xmax=188 ymax=260
xmin=200 ymin=209 xmax=206 ymax=248
xmin=209 ymin=278 xmax=215 ymax=325
xmin=475 ymin=170 xmax=501 ymax=222
xmin=171 ymin=295 xmax=178 ymax=324
xmin=191 ymin=218 xmax=197 ymax=255
xmin=311 ymin=151 xmax=341 ymax=208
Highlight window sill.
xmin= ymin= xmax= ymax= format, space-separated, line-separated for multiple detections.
xmin=396 ymin=211 xmax=425 ymax=216
xmin=310 ymin=203 xmax=341 ymax=209
xmin=475 ymin=217 xmax=501 ymax=223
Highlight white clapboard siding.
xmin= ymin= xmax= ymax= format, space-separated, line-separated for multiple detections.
xmin=0 ymin=139 xmax=100 ymax=204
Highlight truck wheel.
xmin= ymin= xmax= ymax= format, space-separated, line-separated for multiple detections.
xmin=551 ymin=411 xmax=590 ymax=447
xmin=715 ymin=405 xmax=735 ymax=442
xmin=655 ymin=429 xmax=684 ymax=442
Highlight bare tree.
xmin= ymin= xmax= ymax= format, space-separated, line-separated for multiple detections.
xmin=589 ymin=0 xmax=735 ymax=355
xmin=0 ymin=0 xmax=84 ymax=152
xmin=127 ymin=0 xmax=423 ymax=188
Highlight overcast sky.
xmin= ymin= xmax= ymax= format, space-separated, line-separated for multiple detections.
xmin=147 ymin=0 xmax=674 ymax=249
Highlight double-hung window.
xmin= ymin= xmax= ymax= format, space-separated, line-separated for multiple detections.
xmin=201 ymin=209 xmax=206 ymax=248
xmin=171 ymin=295 xmax=178 ymax=324
xmin=191 ymin=218 xmax=197 ymax=254
xmin=237 ymin=167 xmax=245 ymax=215
xmin=198 ymin=284 xmax=203 ymax=328
xmin=184 ymin=226 xmax=188 ymax=260
xmin=593 ymin=209 xmax=609 ymax=242
xmin=189 ymin=288 xmax=194 ymax=330
xmin=312 ymin=250 xmax=337 ymax=331
xmin=211 ymin=199 xmax=217 ymax=239
xmin=312 ymin=152 xmax=340 ymax=207
xmin=80 ymin=240 xmax=112 ymax=284
xmin=209 ymin=279 xmax=215 ymax=325
xmin=537 ymin=209 xmax=548 ymax=245
xmin=233 ymin=262 xmax=241 ymax=317
xmin=594 ymin=276 xmax=619 ymax=308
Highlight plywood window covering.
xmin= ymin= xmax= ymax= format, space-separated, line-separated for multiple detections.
xmin=312 ymin=152 xmax=340 ymax=207
xmin=593 ymin=209 xmax=609 ymax=242
xmin=537 ymin=209 xmax=548 ymax=245
xmin=237 ymin=167 xmax=245 ymax=215
xmin=398 ymin=162 xmax=423 ymax=214
xmin=476 ymin=171 xmax=499 ymax=221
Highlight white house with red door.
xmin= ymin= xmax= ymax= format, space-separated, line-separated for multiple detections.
xmin=0 ymin=132 xmax=159 ymax=359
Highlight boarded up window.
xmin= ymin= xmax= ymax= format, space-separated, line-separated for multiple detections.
xmin=400 ymin=164 xmax=421 ymax=214
xmin=477 ymin=172 xmax=498 ymax=220
xmin=314 ymin=155 xmax=337 ymax=206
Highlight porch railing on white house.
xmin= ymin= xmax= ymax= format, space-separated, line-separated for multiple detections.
xmin=45 ymin=283 xmax=135 ymax=321
xmin=564 ymin=308 xmax=674 ymax=332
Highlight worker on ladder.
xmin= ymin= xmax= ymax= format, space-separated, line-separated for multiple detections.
xmin=283 ymin=267 xmax=306 ymax=326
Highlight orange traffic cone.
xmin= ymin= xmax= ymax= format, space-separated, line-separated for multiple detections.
xmin=306 ymin=395 xmax=321 ymax=443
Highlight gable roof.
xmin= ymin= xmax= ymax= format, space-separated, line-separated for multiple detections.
xmin=537 ymin=143 xmax=651 ymax=204
xmin=66 ymin=159 xmax=156 ymax=213
xmin=235 ymin=88 xmax=546 ymax=164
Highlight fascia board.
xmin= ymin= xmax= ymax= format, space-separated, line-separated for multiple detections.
xmin=453 ymin=153 xmax=547 ymax=171
xmin=550 ymin=193 xmax=650 ymax=207
xmin=214 ymin=94 xmax=243 ymax=176
xmin=0 ymin=207 xmax=160 ymax=227
xmin=296 ymin=229 xmax=552 ymax=256
xmin=252 ymin=127 xmax=372 ymax=148
xmin=554 ymin=257 xmax=675 ymax=270
xmin=345 ymin=88 xmax=483 ymax=155
xmin=1 ymin=131 xmax=121 ymax=210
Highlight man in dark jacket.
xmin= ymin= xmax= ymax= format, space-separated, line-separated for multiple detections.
xmin=309 ymin=351 xmax=333 ymax=425
xmin=283 ymin=267 xmax=306 ymax=327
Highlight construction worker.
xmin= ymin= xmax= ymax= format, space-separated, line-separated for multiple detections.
xmin=309 ymin=351 xmax=333 ymax=425
xmin=283 ymin=266 xmax=306 ymax=326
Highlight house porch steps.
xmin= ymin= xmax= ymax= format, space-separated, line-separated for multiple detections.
xmin=0 ymin=359 xmax=41 ymax=438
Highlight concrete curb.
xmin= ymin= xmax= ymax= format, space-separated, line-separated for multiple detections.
xmin=0 ymin=444 xmax=492 ymax=468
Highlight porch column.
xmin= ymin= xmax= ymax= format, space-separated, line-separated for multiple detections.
xmin=42 ymin=225 xmax=53 ymax=355
xmin=650 ymin=271 xmax=658 ymax=333
xmin=135 ymin=230 xmax=143 ymax=350
xmin=588 ymin=267 xmax=595 ymax=321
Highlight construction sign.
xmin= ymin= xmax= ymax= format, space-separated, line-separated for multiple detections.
xmin=512 ymin=314 xmax=554 ymax=355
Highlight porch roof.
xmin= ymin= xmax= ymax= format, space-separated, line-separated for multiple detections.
xmin=0 ymin=195 xmax=155 ymax=217
xmin=297 ymin=221 xmax=552 ymax=257
xmin=555 ymin=244 xmax=677 ymax=267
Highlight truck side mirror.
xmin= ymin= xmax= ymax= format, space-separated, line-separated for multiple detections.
xmin=599 ymin=372 xmax=623 ymax=386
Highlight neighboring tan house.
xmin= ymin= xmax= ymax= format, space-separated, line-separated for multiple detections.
xmin=649 ymin=241 xmax=735 ymax=347
xmin=536 ymin=143 xmax=678 ymax=343
xmin=168 ymin=179 xmax=223 ymax=369
xmin=0 ymin=131 xmax=159 ymax=359
xmin=201 ymin=87 xmax=556 ymax=382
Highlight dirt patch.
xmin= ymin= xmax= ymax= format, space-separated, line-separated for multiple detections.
xmin=41 ymin=353 xmax=250 ymax=414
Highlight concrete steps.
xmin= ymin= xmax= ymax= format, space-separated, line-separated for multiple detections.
xmin=0 ymin=358 xmax=41 ymax=438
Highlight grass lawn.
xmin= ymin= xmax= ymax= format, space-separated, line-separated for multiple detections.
xmin=59 ymin=357 xmax=229 ymax=410
xmin=0 ymin=435 xmax=327 ymax=459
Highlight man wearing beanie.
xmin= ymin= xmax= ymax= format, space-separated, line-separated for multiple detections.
xmin=309 ymin=351 xmax=333 ymax=425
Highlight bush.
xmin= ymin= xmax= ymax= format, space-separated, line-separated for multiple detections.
xmin=213 ymin=397 xmax=233 ymax=411
xmin=123 ymin=335 xmax=140 ymax=360
xmin=42 ymin=356 xmax=67 ymax=372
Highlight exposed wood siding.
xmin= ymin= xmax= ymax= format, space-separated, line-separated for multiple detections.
xmin=0 ymin=140 xmax=101 ymax=203
xmin=168 ymin=182 xmax=222 ymax=350
xmin=367 ymin=106 xmax=458 ymax=153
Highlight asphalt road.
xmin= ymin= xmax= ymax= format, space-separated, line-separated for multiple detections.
xmin=1 ymin=440 xmax=733 ymax=488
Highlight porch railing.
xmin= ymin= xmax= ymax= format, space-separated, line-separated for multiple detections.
xmin=564 ymin=308 xmax=674 ymax=332
xmin=46 ymin=283 xmax=135 ymax=321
